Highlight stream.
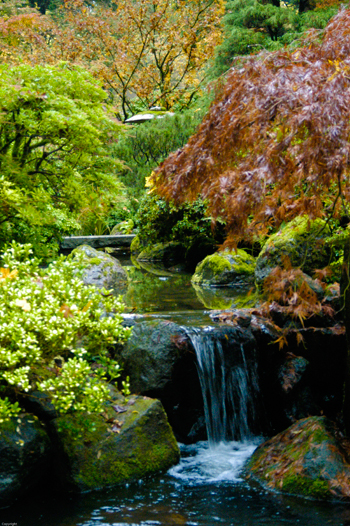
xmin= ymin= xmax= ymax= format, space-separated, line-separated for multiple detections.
xmin=3 ymin=260 xmax=350 ymax=525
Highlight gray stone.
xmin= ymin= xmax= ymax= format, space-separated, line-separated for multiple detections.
xmin=61 ymin=235 xmax=135 ymax=250
xmin=248 ymin=416 xmax=350 ymax=500
xmin=71 ymin=244 xmax=128 ymax=295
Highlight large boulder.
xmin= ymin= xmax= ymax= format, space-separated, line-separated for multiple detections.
xmin=192 ymin=249 xmax=256 ymax=287
xmin=0 ymin=414 xmax=51 ymax=507
xmin=71 ymin=244 xmax=128 ymax=295
xmin=120 ymin=320 xmax=203 ymax=442
xmin=248 ymin=416 xmax=350 ymax=500
xmin=50 ymin=394 xmax=180 ymax=492
xmin=255 ymin=216 xmax=332 ymax=285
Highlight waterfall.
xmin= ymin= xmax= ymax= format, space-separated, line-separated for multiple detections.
xmin=185 ymin=326 xmax=259 ymax=445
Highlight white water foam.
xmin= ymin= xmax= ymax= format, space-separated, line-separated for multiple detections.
xmin=168 ymin=440 xmax=261 ymax=485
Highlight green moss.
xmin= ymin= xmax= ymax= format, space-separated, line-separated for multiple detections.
xmin=192 ymin=249 xmax=256 ymax=286
xmin=282 ymin=475 xmax=329 ymax=500
xmin=256 ymin=216 xmax=333 ymax=284
xmin=52 ymin=398 xmax=180 ymax=491
xmin=130 ymin=234 xmax=141 ymax=255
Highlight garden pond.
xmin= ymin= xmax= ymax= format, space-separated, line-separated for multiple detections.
xmin=3 ymin=259 xmax=350 ymax=526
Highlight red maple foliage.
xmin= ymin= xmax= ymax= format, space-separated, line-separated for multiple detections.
xmin=153 ymin=7 xmax=350 ymax=247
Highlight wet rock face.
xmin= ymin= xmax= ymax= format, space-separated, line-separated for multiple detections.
xmin=248 ymin=416 xmax=350 ymax=501
xmin=0 ymin=415 xmax=51 ymax=508
xmin=120 ymin=318 xmax=262 ymax=442
xmin=255 ymin=215 xmax=332 ymax=285
xmin=71 ymin=244 xmax=128 ymax=295
xmin=49 ymin=395 xmax=180 ymax=492
xmin=120 ymin=320 xmax=204 ymax=443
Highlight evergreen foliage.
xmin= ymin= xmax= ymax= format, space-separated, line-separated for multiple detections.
xmin=212 ymin=0 xmax=343 ymax=77
xmin=112 ymin=112 xmax=206 ymax=204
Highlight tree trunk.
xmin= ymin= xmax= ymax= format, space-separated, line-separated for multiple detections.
xmin=341 ymin=236 xmax=350 ymax=435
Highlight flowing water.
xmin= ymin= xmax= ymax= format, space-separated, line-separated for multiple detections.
xmin=4 ymin=264 xmax=350 ymax=525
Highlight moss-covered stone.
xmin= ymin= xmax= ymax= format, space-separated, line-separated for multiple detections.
xmin=50 ymin=395 xmax=180 ymax=492
xmin=255 ymin=216 xmax=333 ymax=285
xmin=71 ymin=244 xmax=128 ymax=295
xmin=248 ymin=416 xmax=350 ymax=500
xmin=130 ymin=234 xmax=148 ymax=257
xmin=191 ymin=249 xmax=256 ymax=287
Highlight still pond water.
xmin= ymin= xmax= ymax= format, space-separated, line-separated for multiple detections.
xmin=3 ymin=261 xmax=350 ymax=526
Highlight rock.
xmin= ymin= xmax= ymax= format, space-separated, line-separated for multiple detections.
xmin=278 ymin=355 xmax=309 ymax=394
xmin=255 ymin=216 xmax=332 ymax=285
xmin=71 ymin=244 xmax=128 ymax=295
xmin=119 ymin=320 xmax=203 ymax=442
xmin=120 ymin=320 xmax=189 ymax=394
xmin=191 ymin=249 xmax=256 ymax=287
xmin=248 ymin=416 xmax=350 ymax=500
xmin=0 ymin=414 xmax=51 ymax=507
xmin=49 ymin=395 xmax=180 ymax=492
xmin=120 ymin=318 xmax=262 ymax=442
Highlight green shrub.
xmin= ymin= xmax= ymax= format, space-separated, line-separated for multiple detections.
xmin=111 ymin=111 xmax=206 ymax=206
xmin=135 ymin=194 xmax=226 ymax=267
xmin=0 ymin=243 xmax=131 ymax=422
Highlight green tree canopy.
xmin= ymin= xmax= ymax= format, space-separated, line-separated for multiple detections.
xmin=0 ymin=62 xmax=125 ymax=256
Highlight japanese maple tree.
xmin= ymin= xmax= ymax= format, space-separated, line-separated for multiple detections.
xmin=152 ymin=8 xmax=350 ymax=430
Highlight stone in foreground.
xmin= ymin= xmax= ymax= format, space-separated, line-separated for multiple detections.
xmin=0 ymin=414 xmax=51 ymax=507
xmin=50 ymin=395 xmax=180 ymax=492
xmin=248 ymin=416 xmax=350 ymax=500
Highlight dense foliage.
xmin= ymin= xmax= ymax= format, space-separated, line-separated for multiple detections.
xmin=0 ymin=243 xmax=131 ymax=422
xmin=1 ymin=0 xmax=224 ymax=120
xmin=136 ymin=193 xmax=225 ymax=266
xmin=0 ymin=62 xmax=126 ymax=257
xmin=154 ymin=8 xmax=350 ymax=245
xmin=212 ymin=0 xmax=343 ymax=77
xmin=113 ymin=111 xmax=207 ymax=204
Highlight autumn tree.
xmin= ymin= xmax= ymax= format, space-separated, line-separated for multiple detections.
xmin=152 ymin=8 xmax=350 ymax=432
xmin=32 ymin=0 xmax=224 ymax=119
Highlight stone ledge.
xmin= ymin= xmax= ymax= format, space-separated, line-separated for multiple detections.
xmin=61 ymin=234 xmax=136 ymax=250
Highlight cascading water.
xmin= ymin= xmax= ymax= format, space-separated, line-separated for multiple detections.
xmin=185 ymin=326 xmax=260 ymax=444
xmin=169 ymin=324 xmax=262 ymax=484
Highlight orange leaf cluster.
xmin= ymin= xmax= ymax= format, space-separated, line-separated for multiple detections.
xmin=153 ymin=8 xmax=350 ymax=246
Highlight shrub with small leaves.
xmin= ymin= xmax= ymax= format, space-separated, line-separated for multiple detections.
xmin=0 ymin=242 xmax=132 ymax=422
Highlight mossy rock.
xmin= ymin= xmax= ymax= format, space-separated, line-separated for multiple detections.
xmin=50 ymin=395 xmax=180 ymax=492
xmin=0 ymin=414 xmax=51 ymax=507
xmin=71 ymin=244 xmax=128 ymax=295
xmin=191 ymin=249 xmax=256 ymax=287
xmin=137 ymin=241 xmax=186 ymax=264
xmin=255 ymin=216 xmax=333 ymax=285
xmin=248 ymin=416 xmax=350 ymax=500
